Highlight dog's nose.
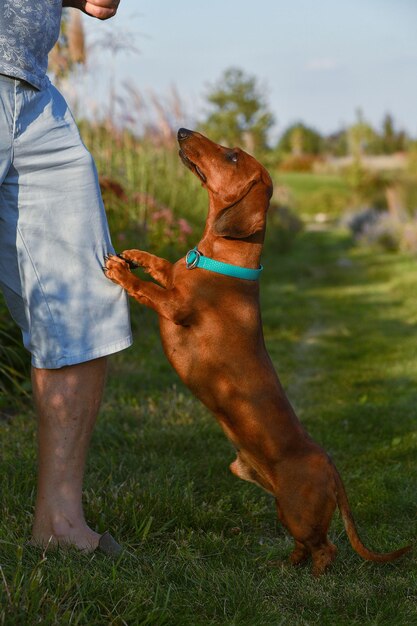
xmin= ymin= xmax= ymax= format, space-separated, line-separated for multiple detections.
xmin=178 ymin=128 xmax=193 ymax=141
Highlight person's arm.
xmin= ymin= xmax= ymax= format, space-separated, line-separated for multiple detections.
xmin=62 ymin=0 xmax=120 ymax=20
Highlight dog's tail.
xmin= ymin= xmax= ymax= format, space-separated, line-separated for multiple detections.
xmin=333 ymin=467 xmax=412 ymax=562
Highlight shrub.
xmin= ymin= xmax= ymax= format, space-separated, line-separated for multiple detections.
xmin=343 ymin=207 xmax=380 ymax=237
xmin=341 ymin=159 xmax=390 ymax=209
xmin=361 ymin=213 xmax=403 ymax=251
xmin=344 ymin=208 xmax=417 ymax=254
xmin=278 ymin=154 xmax=318 ymax=172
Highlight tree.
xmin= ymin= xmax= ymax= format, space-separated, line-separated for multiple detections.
xmin=277 ymin=122 xmax=323 ymax=155
xmin=347 ymin=109 xmax=379 ymax=157
xmin=379 ymin=113 xmax=407 ymax=154
xmin=199 ymin=68 xmax=275 ymax=156
xmin=323 ymin=129 xmax=348 ymax=156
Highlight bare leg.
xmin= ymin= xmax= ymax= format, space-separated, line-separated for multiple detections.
xmin=30 ymin=357 xmax=107 ymax=551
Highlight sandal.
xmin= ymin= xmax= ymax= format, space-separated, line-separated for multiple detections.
xmin=96 ymin=531 xmax=123 ymax=557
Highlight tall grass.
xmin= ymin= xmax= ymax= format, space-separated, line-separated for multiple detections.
xmin=79 ymin=121 xmax=207 ymax=256
xmin=0 ymin=300 xmax=30 ymax=404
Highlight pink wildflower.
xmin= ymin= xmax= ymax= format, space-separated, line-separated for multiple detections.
xmin=178 ymin=218 xmax=193 ymax=235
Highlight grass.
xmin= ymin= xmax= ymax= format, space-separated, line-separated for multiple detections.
xmin=278 ymin=171 xmax=349 ymax=196
xmin=277 ymin=171 xmax=351 ymax=220
xmin=1 ymin=220 xmax=417 ymax=625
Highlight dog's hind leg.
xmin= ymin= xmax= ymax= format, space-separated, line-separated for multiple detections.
xmin=289 ymin=540 xmax=310 ymax=566
xmin=310 ymin=540 xmax=337 ymax=577
xmin=276 ymin=500 xmax=337 ymax=575
xmin=229 ymin=452 xmax=275 ymax=495
xmin=274 ymin=480 xmax=338 ymax=577
xmin=230 ymin=453 xmax=336 ymax=574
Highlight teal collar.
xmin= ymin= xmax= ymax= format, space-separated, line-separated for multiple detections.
xmin=185 ymin=247 xmax=263 ymax=281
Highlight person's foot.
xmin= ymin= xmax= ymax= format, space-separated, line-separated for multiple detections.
xmin=30 ymin=517 xmax=101 ymax=552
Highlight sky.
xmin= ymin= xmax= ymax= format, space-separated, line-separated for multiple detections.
xmin=82 ymin=0 xmax=417 ymax=139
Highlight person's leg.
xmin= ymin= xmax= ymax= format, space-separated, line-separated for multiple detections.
xmin=31 ymin=357 xmax=107 ymax=550
xmin=0 ymin=80 xmax=131 ymax=550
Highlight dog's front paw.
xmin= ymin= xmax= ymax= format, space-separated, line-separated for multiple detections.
xmin=119 ymin=249 xmax=147 ymax=268
xmin=103 ymin=254 xmax=130 ymax=286
xmin=116 ymin=252 xmax=139 ymax=269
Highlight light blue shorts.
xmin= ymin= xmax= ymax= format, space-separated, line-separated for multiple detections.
xmin=0 ymin=74 xmax=132 ymax=368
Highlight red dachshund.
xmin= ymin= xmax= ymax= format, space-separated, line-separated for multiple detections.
xmin=105 ymin=129 xmax=411 ymax=576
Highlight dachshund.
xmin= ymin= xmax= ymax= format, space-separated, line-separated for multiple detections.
xmin=104 ymin=128 xmax=411 ymax=576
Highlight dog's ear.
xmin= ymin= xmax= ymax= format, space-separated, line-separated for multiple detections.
xmin=213 ymin=182 xmax=270 ymax=239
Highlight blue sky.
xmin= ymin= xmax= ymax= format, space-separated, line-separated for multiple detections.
xmin=83 ymin=0 xmax=417 ymax=138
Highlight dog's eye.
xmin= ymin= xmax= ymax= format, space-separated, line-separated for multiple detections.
xmin=226 ymin=151 xmax=238 ymax=164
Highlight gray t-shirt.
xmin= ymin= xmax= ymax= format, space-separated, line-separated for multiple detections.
xmin=0 ymin=0 xmax=62 ymax=90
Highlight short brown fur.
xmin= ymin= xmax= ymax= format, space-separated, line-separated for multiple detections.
xmin=105 ymin=129 xmax=411 ymax=576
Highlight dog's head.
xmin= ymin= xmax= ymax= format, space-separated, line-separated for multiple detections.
xmin=178 ymin=128 xmax=273 ymax=239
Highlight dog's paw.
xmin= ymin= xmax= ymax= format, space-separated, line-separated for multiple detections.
xmin=116 ymin=252 xmax=140 ymax=269
xmin=103 ymin=254 xmax=130 ymax=285
xmin=119 ymin=249 xmax=147 ymax=268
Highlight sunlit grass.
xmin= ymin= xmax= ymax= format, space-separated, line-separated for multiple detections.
xmin=276 ymin=171 xmax=351 ymax=220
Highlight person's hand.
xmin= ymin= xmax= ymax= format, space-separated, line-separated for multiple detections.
xmin=83 ymin=0 xmax=120 ymax=20
xmin=63 ymin=0 xmax=120 ymax=20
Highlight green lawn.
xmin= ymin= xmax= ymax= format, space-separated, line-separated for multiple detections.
xmin=276 ymin=171 xmax=351 ymax=220
xmin=1 ymin=225 xmax=416 ymax=625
